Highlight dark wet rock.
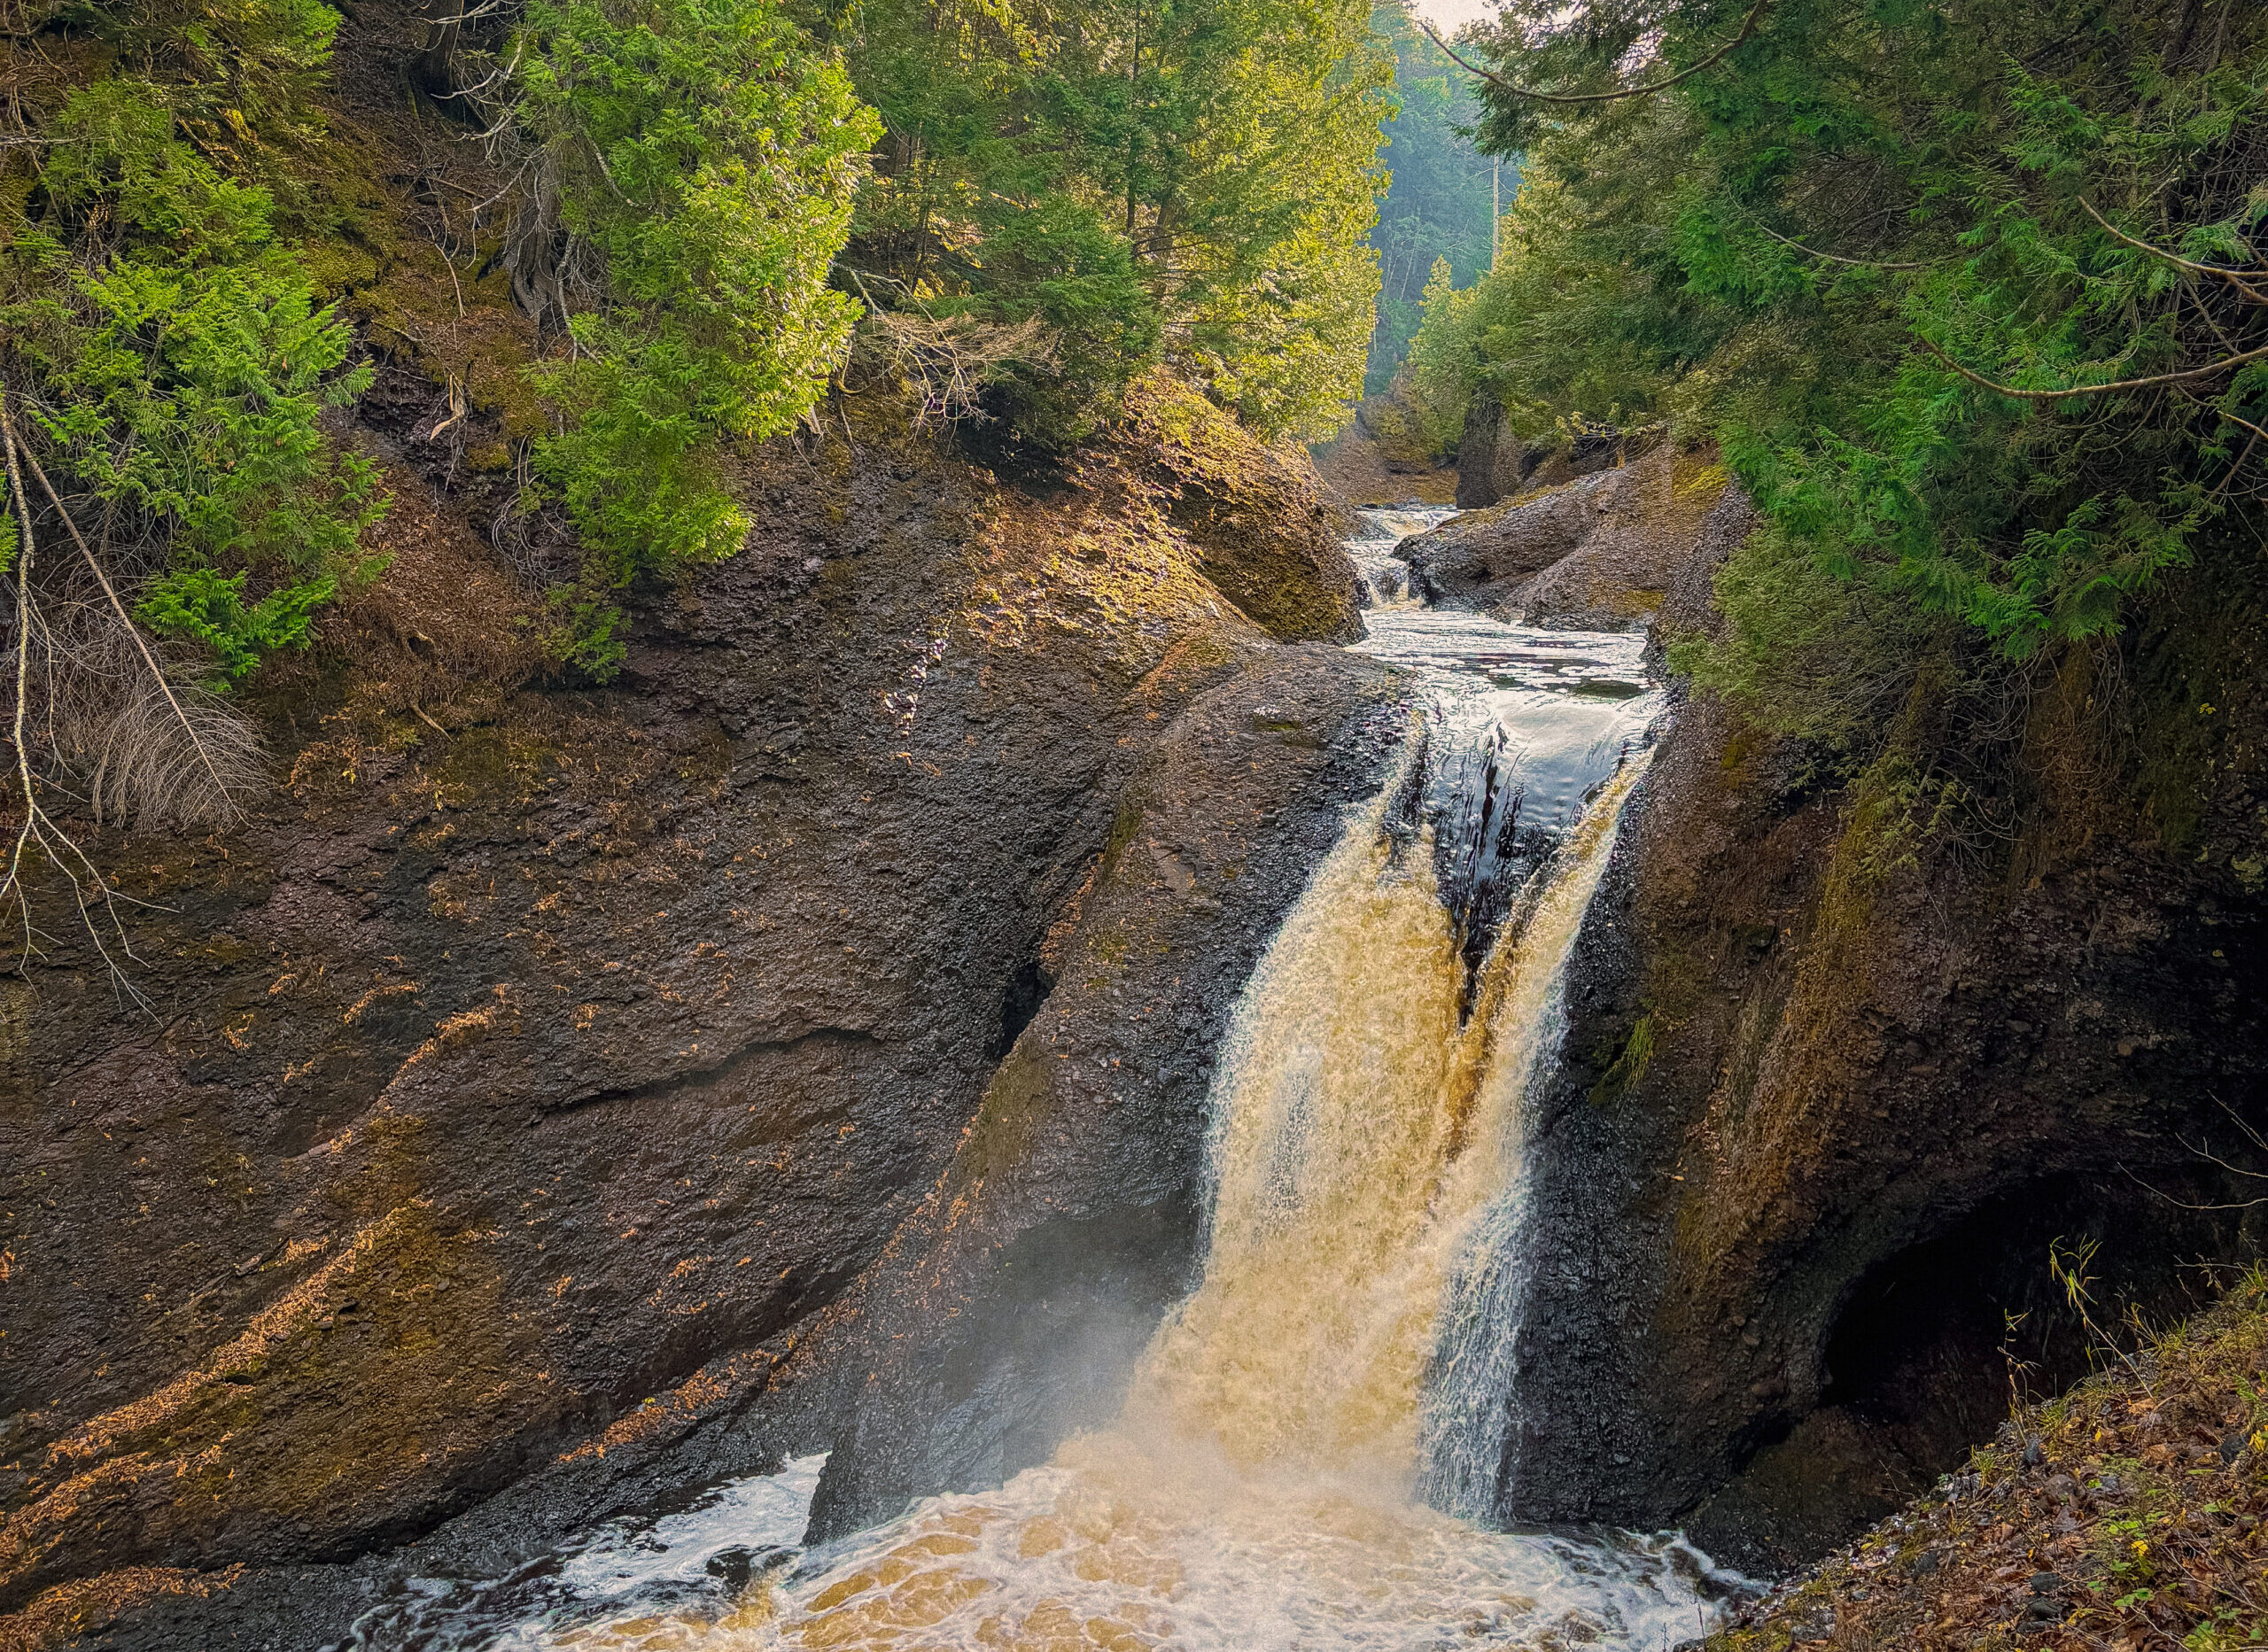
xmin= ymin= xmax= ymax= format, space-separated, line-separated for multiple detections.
xmin=791 ymin=646 xmax=1407 ymax=1541
xmin=1399 ymin=444 xmax=1732 ymax=630
xmin=1402 ymin=467 xmax=1624 ymax=601
xmin=0 ymin=381 xmax=1386 ymax=1637
xmin=1669 ymin=1408 xmax=1927 ymax=1578
xmin=703 ymin=1547 xmax=757 ymax=1591
xmin=1451 ymin=394 xmax=1538 ymax=508
xmin=1490 ymin=496 xmax=2268 ymax=1572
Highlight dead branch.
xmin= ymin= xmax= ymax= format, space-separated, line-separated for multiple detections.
xmin=1419 ymin=0 xmax=1770 ymax=107
xmin=1916 ymin=334 xmax=2268 ymax=402
xmin=0 ymin=388 xmax=154 ymax=1007
xmin=857 ymin=302 xmax=1058 ymax=431
xmin=0 ymin=386 xmax=245 ymax=819
xmin=2120 ymin=1162 xmax=2268 ymax=1213
xmin=2080 ymin=198 xmax=2268 ymax=306
xmin=1749 ymin=216 xmax=1933 ymax=270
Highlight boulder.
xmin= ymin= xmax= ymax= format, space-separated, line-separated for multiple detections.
xmin=1403 ymin=443 xmax=1732 ymax=629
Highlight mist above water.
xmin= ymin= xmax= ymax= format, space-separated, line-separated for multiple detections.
xmin=346 ymin=509 xmax=1729 ymax=1652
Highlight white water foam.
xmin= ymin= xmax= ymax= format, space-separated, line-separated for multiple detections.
xmin=1344 ymin=506 xmax=1456 ymax=609
xmin=346 ymin=510 xmax=1732 ymax=1652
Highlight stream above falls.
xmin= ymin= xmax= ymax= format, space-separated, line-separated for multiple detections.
xmin=339 ymin=505 xmax=1739 ymax=1652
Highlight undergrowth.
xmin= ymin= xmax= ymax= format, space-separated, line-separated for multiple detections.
xmin=1714 ymin=1267 xmax=2268 ymax=1652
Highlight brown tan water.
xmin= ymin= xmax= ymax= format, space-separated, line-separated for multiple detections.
xmin=345 ymin=528 xmax=1728 ymax=1652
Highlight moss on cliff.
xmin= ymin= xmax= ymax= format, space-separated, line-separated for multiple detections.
xmin=1121 ymin=375 xmax=1365 ymax=643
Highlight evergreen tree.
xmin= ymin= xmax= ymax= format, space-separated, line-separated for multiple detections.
xmin=825 ymin=0 xmax=1395 ymax=441
xmin=1363 ymin=0 xmax=1502 ymax=397
xmin=1411 ymin=0 xmax=2268 ymax=665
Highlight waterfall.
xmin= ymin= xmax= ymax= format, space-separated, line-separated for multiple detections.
xmin=1130 ymin=794 xmax=1470 ymax=1483
xmin=1132 ymin=756 xmax=1650 ymax=1500
xmin=1340 ymin=507 xmax=1451 ymax=609
xmin=716 ymin=710 xmax=1689 ymax=1652
xmin=1419 ymin=758 xmax=1650 ymax=1517
xmin=361 ymin=516 xmax=1726 ymax=1652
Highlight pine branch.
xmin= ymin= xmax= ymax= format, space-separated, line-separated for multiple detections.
xmin=2080 ymin=198 xmax=2268 ymax=306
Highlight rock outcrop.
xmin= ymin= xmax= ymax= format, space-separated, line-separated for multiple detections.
xmin=1449 ymin=398 xmax=1631 ymax=509
xmin=1400 ymin=443 xmax=1731 ymax=628
xmin=0 ymin=378 xmax=1398 ymax=1644
xmin=1449 ymin=394 xmax=1531 ymax=508
xmin=1494 ymin=491 xmax=2268 ymax=1570
xmin=1308 ymin=422 xmax=1459 ymax=508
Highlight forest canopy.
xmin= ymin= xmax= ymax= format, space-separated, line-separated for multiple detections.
xmin=816 ymin=0 xmax=1395 ymax=444
xmin=0 ymin=0 xmax=1400 ymax=699
xmin=1363 ymin=0 xmax=1502 ymax=399
xmin=1410 ymin=0 xmax=2268 ymax=671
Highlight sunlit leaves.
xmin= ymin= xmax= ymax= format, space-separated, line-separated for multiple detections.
xmin=831 ymin=0 xmax=1392 ymax=441
xmin=517 ymin=0 xmax=878 ymax=633
xmin=6 ymin=81 xmax=388 ymax=682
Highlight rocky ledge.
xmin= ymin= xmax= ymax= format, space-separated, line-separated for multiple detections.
xmin=1708 ymin=1276 xmax=2268 ymax=1652
xmin=1395 ymin=443 xmax=1734 ymax=630
xmin=0 ymin=380 xmax=1401 ymax=1647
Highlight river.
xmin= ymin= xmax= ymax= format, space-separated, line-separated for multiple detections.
xmin=340 ymin=507 xmax=1737 ymax=1652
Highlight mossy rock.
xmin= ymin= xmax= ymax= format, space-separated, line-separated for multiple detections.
xmin=1120 ymin=374 xmax=1364 ymax=643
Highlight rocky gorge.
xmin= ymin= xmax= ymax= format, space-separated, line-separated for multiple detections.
xmin=4 ymin=368 xmax=2267 ymax=1645
xmin=0 ymin=353 xmax=1412 ymax=1640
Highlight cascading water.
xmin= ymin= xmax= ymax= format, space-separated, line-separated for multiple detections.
xmin=1341 ymin=506 xmax=1451 ymax=609
xmin=346 ymin=508 xmax=1729 ymax=1652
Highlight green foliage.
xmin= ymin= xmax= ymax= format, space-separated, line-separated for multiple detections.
xmin=136 ymin=566 xmax=337 ymax=680
xmin=1418 ymin=0 xmax=2268 ymax=675
xmin=57 ymin=0 xmax=345 ymax=141
xmin=827 ymin=0 xmax=1394 ymax=443
xmin=34 ymin=85 xmax=276 ymax=258
xmin=29 ymin=253 xmax=383 ymax=569
xmin=1666 ymin=522 xmax=1930 ymax=764
xmin=517 ymin=0 xmax=879 ymax=595
xmin=1364 ymin=0 xmax=1502 ymax=396
xmin=533 ymin=588 xmax=631 ymax=680
xmin=4 ymin=71 xmax=388 ymax=684
xmin=1383 ymin=256 xmax=1480 ymax=449
xmin=1406 ymin=134 xmax=1731 ymax=448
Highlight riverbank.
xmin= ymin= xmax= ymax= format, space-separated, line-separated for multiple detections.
xmin=1711 ymin=1272 xmax=2268 ymax=1652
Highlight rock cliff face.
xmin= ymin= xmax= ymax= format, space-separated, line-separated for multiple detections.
xmin=11 ymin=368 xmax=2264 ymax=1648
xmin=0 ymin=387 xmax=1398 ymax=1644
xmin=1498 ymin=491 xmax=2268 ymax=1569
